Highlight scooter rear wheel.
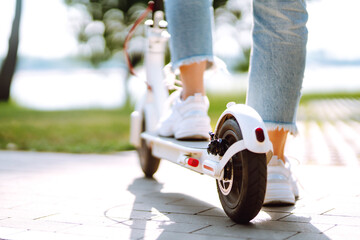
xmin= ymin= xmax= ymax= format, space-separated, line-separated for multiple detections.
xmin=137 ymin=117 xmax=160 ymax=178
xmin=216 ymin=118 xmax=267 ymax=223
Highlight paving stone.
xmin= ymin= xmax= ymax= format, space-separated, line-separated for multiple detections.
xmin=166 ymin=197 xmax=218 ymax=207
xmin=194 ymin=224 xmax=297 ymax=240
xmin=0 ymin=206 xmax=59 ymax=221
xmin=323 ymin=122 xmax=359 ymax=166
xmin=299 ymin=121 xmax=332 ymax=165
xmin=152 ymin=213 xmax=234 ymax=227
xmin=290 ymin=201 xmax=336 ymax=215
xmin=104 ymin=205 xmax=169 ymax=221
xmin=142 ymin=231 xmax=247 ymax=240
xmin=4 ymin=230 xmax=110 ymax=240
xmin=0 ymin=218 xmax=80 ymax=232
xmin=40 ymin=213 xmax=127 ymax=226
xmin=280 ymin=213 xmax=360 ymax=227
xmin=196 ymin=207 xmax=228 ymax=217
xmin=138 ymin=193 xmax=191 ymax=205
xmin=287 ymin=232 xmax=332 ymax=240
xmin=0 ymin=199 xmax=29 ymax=209
xmin=0 ymin=226 xmax=26 ymax=238
xmin=323 ymin=225 xmax=360 ymax=240
xmin=128 ymin=202 xmax=212 ymax=215
xmin=322 ymin=195 xmax=360 ymax=205
xmin=117 ymin=219 xmax=209 ymax=233
xmin=60 ymin=225 xmax=159 ymax=239
xmin=324 ymin=206 xmax=360 ymax=217
xmin=243 ymin=219 xmax=334 ymax=234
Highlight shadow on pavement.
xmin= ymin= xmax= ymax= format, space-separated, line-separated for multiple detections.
xmin=104 ymin=177 xmax=332 ymax=240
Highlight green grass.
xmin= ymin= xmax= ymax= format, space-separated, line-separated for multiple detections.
xmin=299 ymin=91 xmax=360 ymax=104
xmin=208 ymin=91 xmax=246 ymax=126
xmin=1 ymin=91 xmax=360 ymax=153
xmin=0 ymin=102 xmax=133 ymax=153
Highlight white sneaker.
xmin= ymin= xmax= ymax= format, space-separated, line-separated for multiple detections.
xmin=157 ymin=91 xmax=211 ymax=140
xmin=263 ymin=156 xmax=299 ymax=205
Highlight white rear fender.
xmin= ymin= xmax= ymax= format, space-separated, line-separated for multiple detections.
xmin=214 ymin=103 xmax=273 ymax=154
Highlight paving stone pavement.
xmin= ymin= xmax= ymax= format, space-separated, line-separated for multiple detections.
xmin=0 ymin=149 xmax=360 ymax=240
xmin=1 ymin=98 xmax=360 ymax=240
xmin=288 ymin=98 xmax=360 ymax=166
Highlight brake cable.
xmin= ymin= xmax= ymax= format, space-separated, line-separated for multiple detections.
xmin=124 ymin=1 xmax=155 ymax=76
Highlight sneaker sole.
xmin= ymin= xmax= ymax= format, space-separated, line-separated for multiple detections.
xmin=263 ymin=182 xmax=295 ymax=205
xmin=175 ymin=130 xmax=210 ymax=140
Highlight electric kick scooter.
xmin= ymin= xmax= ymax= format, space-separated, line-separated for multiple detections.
xmin=128 ymin=1 xmax=273 ymax=223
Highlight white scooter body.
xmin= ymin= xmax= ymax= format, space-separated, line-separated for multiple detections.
xmin=129 ymin=11 xmax=272 ymax=180
xmin=138 ymin=102 xmax=272 ymax=179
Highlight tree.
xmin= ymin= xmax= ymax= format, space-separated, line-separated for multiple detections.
xmin=0 ymin=0 xmax=22 ymax=102
xmin=65 ymin=0 xmax=229 ymax=66
xmin=65 ymin=0 xmax=229 ymax=107
xmin=65 ymin=0 xmax=150 ymax=66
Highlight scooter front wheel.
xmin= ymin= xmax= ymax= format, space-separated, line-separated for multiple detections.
xmin=137 ymin=117 xmax=161 ymax=178
xmin=216 ymin=118 xmax=267 ymax=223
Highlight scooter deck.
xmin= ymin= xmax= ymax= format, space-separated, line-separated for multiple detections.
xmin=141 ymin=132 xmax=209 ymax=151
xmin=141 ymin=131 xmax=221 ymax=177
xmin=141 ymin=132 xmax=249 ymax=179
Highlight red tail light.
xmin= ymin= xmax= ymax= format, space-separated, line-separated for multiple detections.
xmin=255 ymin=128 xmax=265 ymax=142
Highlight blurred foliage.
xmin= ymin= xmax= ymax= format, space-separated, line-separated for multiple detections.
xmin=64 ymin=0 xmax=231 ymax=67
xmin=213 ymin=0 xmax=252 ymax=71
xmin=233 ymin=48 xmax=251 ymax=72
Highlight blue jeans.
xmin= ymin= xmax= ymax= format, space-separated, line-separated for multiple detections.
xmin=164 ymin=0 xmax=308 ymax=134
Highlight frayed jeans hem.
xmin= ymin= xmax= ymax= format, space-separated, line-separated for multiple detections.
xmin=172 ymin=55 xmax=214 ymax=72
xmin=264 ymin=121 xmax=298 ymax=136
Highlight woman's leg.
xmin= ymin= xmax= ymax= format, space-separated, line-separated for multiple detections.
xmin=268 ymin=129 xmax=288 ymax=162
xmin=159 ymin=0 xmax=214 ymax=139
xmin=247 ymin=0 xmax=308 ymax=205
xmin=247 ymin=0 xmax=308 ymax=162
xmin=165 ymin=0 xmax=213 ymax=99
xmin=179 ymin=62 xmax=207 ymax=99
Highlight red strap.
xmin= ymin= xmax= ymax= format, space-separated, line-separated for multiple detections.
xmin=124 ymin=1 xmax=155 ymax=76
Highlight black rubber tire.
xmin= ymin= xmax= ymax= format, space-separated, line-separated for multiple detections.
xmin=216 ymin=118 xmax=267 ymax=223
xmin=137 ymin=117 xmax=160 ymax=178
